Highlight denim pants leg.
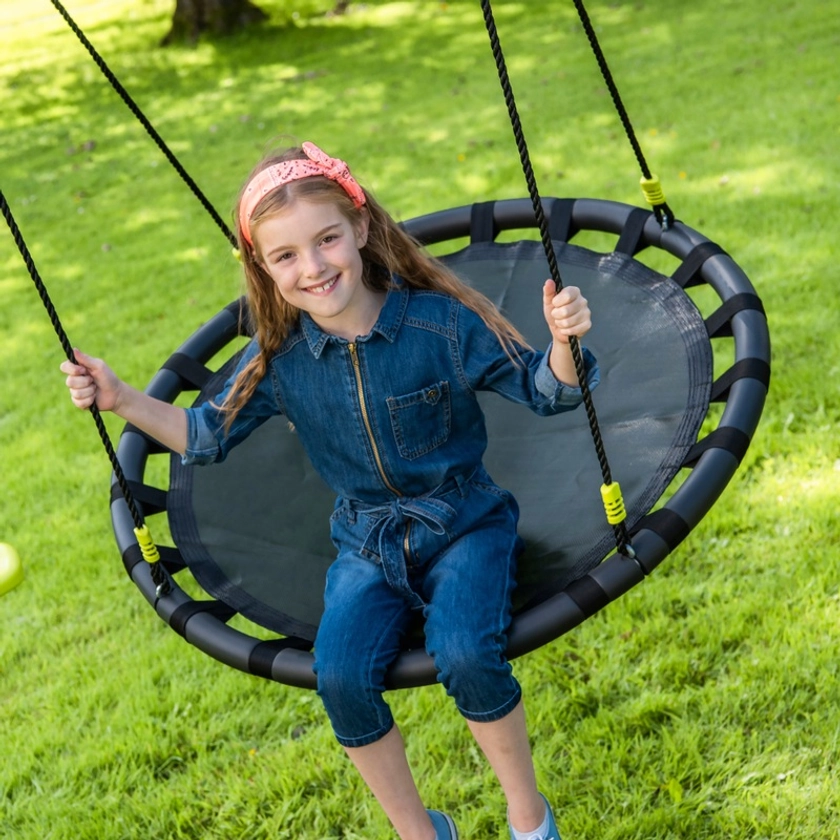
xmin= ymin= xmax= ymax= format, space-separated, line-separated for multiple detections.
xmin=417 ymin=482 xmax=523 ymax=722
xmin=313 ymin=548 xmax=415 ymax=748
xmin=314 ymin=474 xmax=523 ymax=746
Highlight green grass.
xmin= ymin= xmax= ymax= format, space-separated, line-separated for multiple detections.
xmin=2 ymin=0 xmax=839 ymax=837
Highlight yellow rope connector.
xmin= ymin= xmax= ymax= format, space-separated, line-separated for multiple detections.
xmin=232 ymin=247 xmax=242 ymax=263
xmin=640 ymin=174 xmax=666 ymax=207
xmin=134 ymin=524 xmax=161 ymax=565
xmin=600 ymin=481 xmax=627 ymax=526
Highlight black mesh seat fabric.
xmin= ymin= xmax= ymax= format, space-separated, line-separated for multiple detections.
xmin=167 ymin=239 xmax=710 ymax=639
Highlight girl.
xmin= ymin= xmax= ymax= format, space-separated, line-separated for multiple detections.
xmin=62 ymin=142 xmax=598 ymax=840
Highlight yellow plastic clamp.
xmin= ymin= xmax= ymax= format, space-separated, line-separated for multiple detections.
xmin=640 ymin=174 xmax=666 ymax=207
xmin=232 ymin=246 xmax=243 ymax=263
xmin=600 ymin=481 xmax=627 ymax=526
xmin=134 ymin=524 xmax=161 ymax=565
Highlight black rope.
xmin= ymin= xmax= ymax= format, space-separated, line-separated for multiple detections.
xmin=480 ymin=1 xmax=631 ymax=556
xmin=49 ymin=0 xmax=237 ymax=248
xmin=1 ymin=189 xmax=171 ymax=594
xmin=571 ymin=0 xmax=675 ymax=229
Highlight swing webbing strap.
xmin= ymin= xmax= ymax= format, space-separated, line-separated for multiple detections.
xmin=110 ymin=481 xmax=167 ymax=517
xmin=162 ymin=353 xmax=214 ymax=390
xmin=705 ymin=294 xmax=766 ymax=339
xmin=122 ymin=542 xmax=185 ymax=577
xmin=672 ymin=242 xmax=728 ymax=289
xmin=631 ymin=508 xmax=691 ymax=554
xmin=614 ymin=207 xmax=652 ymax=256
xmin=248 ymin=638 xmax=314 ymax=680
xmin=169 ymin=601 xmax=238 ymax=637
xmin=711 ymin=359 xmax=771 ymax=403
xmin=564 ymin=574 xmax=611 ymax=616
xmin=470 ymin=199 xmax=577 ymax=245
xmin=683 ymin=427 xmax=751 ymax=468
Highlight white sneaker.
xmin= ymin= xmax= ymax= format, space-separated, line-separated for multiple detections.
xmin=507 ymin=794 xmax=561 ymax=840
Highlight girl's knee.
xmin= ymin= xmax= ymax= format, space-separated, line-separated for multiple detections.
xmin=433 ymin=639 xmax=488 ymax=684
xmin=315 ymin=657 xmax=395 ymax=746
xmin=315 ymin=653 xmax=369 ymax=705
xmin=431 ymin=633 xmax=515 ymax=707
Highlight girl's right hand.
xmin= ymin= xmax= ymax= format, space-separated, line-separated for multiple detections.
xmin=60 ymin=350 xmax=121 ymax=412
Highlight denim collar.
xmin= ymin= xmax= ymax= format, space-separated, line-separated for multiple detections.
xmin=299 ymin=277 xmax=408 ymax=359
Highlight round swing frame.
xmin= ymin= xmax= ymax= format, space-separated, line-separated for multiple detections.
xmin=111 ymin=196 xmax=770 ymax=690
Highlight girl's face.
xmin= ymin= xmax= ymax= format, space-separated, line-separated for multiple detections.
xmin=254 ymin=198 xmax=380 ymax=340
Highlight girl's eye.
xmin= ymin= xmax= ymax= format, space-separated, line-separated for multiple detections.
xmin=321 ymin=234 xmax=338 ymax=245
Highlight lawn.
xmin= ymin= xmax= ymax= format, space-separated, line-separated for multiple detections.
xmin=1 ymin=1 xmax=839 ymax=838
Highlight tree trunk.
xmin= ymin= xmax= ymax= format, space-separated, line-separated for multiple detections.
xmin=162 ymin=0 xmax=269 ymax=46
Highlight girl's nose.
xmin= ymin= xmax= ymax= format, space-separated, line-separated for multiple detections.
xmin=302 ymin=249 xmax=325 ymax=278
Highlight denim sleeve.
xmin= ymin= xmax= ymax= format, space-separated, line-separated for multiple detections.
xmin=534 ymin=343 xmax=600 ymax=407
xmin=457 ymin=303 xmax=599 ymax=416
xmin=182 ymin=341 xmax=283 ymax=465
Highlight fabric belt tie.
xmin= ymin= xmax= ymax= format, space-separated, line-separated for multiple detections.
xmin=356 ymin=495 xmax=460 ymax=606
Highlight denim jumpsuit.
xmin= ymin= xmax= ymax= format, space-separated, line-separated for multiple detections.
xmin=184 ymin=280 xmax=598 ymax=747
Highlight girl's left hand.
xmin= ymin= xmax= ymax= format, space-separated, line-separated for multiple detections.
xmin=542 ymin=281 xmax=592 ymax=344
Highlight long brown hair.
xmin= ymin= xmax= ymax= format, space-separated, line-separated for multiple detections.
xmin=217 ymin=145 xmax=529 ymax=428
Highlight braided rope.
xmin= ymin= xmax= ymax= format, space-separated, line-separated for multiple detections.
xmin=1 ymin=189 xmax=171 ymax=594
xmin=50 ymin=0 xmax=237 ymax=248
xmin=480 ymin=1 xmax=631 ymax=555
xmin=571 ymin=0 xmax=675 ymax=229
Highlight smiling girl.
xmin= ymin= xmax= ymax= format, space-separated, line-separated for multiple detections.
xmin=62 ymin=142 xmax=597 ymax=840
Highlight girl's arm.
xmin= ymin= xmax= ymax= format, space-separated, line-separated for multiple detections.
xmin=61 ymin=349 xmax=188 ymax=455
xmin=541 ymin=281 xmax=592 ymax=386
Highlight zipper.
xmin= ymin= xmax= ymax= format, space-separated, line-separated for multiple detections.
xmin=347 ymin=343 xmax=414 ymax=564
xmin=348 ymin=342 xmax=401 ymax=496
xmin=403 ymin=520 xmax=413 ymax=566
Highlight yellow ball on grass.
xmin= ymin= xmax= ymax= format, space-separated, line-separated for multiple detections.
xmin=0 ymin=543 xmax=24 ymax=596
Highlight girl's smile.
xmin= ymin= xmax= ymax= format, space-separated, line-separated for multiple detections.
xmin=254 ymin=199 xmax=384 ymax=341
xmin=304 ymin=275 xmax=339 ymax=295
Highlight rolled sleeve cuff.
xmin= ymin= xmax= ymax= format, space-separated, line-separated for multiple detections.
xmin=181 ymin=406 xmax=224 ymax=466
xmin=535 ymin=344 xmax=600 ymax=407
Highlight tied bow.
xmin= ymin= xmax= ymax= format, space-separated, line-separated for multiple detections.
xmin=300 ymin=142 xmax=366 ymax=208
xmin=357 ymin=495 xmax=460 ymax=605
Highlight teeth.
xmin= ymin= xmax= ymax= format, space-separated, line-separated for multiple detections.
xmin=308 ymin=276 xmax=338 ymax=294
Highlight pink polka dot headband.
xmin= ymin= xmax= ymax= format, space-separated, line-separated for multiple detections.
xmin=238 ymin=141 xmax=366 ymax=247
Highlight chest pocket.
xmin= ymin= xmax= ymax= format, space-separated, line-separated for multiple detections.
xmin=386 ymin=381 xmax=451 ymax=460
